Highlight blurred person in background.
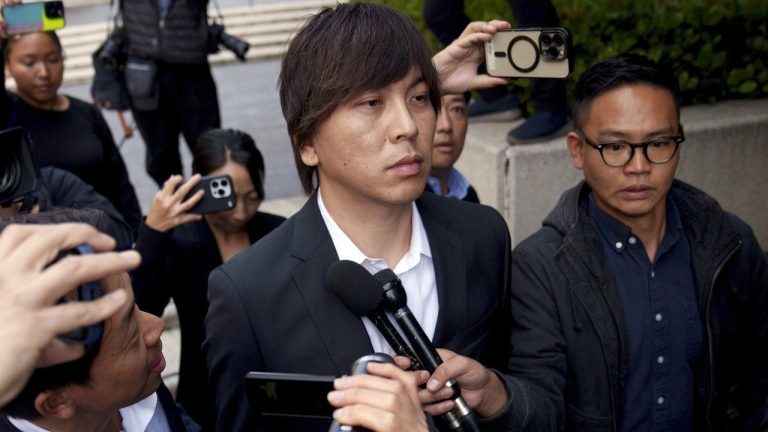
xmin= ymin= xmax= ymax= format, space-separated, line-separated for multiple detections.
xmin=0 ymin=10 xmax=142 ymax=235
xmin=131 ymin=128 xmax=284 ymax=430
xmin=425 ymin=92 xmax=479 ymax=203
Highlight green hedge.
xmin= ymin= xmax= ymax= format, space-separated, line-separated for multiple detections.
xmin=365 ymin=0 xmax=768 ymax=106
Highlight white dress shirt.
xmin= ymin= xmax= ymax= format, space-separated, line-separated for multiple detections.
xmin=317 ymin=189 xmax=439 ymax=355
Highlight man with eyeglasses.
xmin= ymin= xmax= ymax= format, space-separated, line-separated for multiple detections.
xmin=415 ymin=53 xmax=768 ymax=431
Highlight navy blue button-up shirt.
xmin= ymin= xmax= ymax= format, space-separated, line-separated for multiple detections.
xmin=589 ymin=194 xmax=703 ymax=432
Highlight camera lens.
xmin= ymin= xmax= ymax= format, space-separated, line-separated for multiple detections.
xmin=547 ymin=46 xmax=560 ymax=58
xmin=552 ymin=34 xmax=564 ymax=45
xmin=212 ymin=181 xmax=219 ymax=188
xmin=0 ymin=156 xmax=20 ymax=196
xmin=221 ymin=179 xmax=228 ymax=187
xmin=540 ymin=34 xmax=552 ymax=45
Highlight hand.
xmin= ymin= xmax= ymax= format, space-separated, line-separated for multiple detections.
xmin=327 ymin=362 xmax=430 ymax=432
xmin=145 ymin=174 xmax=204 ymax=232
xmin=432 ymin=20 xmax=511 ymax=94
xmin=0 ymin=223 xmax=140 ymax=406
xmin=416 ymin=349 xmax=508 ymax=418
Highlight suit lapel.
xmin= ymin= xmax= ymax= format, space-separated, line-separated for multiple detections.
xmin=288 ymin=193 xmax=374 ymax=375
xmin=417 ymin=196 xmax=467 ymax=350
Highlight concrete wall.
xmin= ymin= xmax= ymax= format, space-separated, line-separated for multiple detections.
xmin=457 ymin=98 xmax=768 ymax=249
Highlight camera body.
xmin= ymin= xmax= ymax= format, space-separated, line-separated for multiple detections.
xmin=185 ymin=174 xmax=236 ymax=214
xmin=484 ymin=27 xmax=572 ymax=79
xmin=328 ymin=354 xmax=395 ymax=432
xmin=0 ymin=127 xmax=41 ymax=207
xmin=208 ymin=22 xmax=250 ymax=62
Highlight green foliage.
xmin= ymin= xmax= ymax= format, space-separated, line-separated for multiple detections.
xmin=361 ymin=0 xmax=768 ymax=105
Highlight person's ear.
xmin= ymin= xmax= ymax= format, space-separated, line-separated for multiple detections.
xmin=566 ymin=131 xmax=585 ymax=170
xmin=34 ymin=389 xmax=76 ymax=420
xmin=299 ymin=139 xmax=319 ymax=167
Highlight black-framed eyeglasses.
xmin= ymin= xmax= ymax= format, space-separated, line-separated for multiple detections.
xmin=576 ymin=127 xmax=685 ymax=167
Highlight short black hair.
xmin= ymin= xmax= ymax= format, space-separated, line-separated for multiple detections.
xmin=279 ymin=3 xmax=441 ymax=194
xmin=2 ymin=31 xmax=63 ymax=62
xmin=572 ymin=53 xmax=682 ymax=128
xmin=192 ymin=128 xmax=266 ymax=200
xmin=0 ymin=209 xmax=107 ymax=421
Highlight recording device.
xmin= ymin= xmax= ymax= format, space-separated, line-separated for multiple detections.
xmin=96 ymin=26 xmax=128 ymax=70
xmin=245 ymin=371 xmax=336 ymax=418
xmin=53 ymin=245 xmax=104 ymax=347
xmin=208 ymin=22 xmax=250 ymax=62
xmin=374 ymin=269 xmax=481 ymax=432
xmin=328 ymin=353 xmax=396 ymax=432
xmin=1 ymin=0 xmax=65 ymax=34
xmin=326 ymin=260 xmax=423 ymax=370
xmin=484 ymin=27 xmax=572 ymax=78
xmin=0 ymin=127 xmax=41 ymax=208
xmin=185 ymin=174 xmax=236 ymax=214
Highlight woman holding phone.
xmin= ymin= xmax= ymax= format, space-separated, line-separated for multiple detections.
xmin=0 ymin=9 xmax=142 ymax=236
xmin=132 ymin=128 xmax=285 ymax=430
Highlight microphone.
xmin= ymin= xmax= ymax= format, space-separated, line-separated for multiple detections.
xmin=373 ymin=269 xmax=481 ymax=432
xmin=327 ymin=353 xmax=396 ymax=432
xmin=326 ymin=260 xmax=423 ymax=370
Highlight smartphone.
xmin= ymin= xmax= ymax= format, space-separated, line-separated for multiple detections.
xmin=245 ymin=371 xmax=336 ymax=418
xmin=54 ymin=245 xmax=103 ymax=347
xmin=484 ymin=27 xmax=572 ymax=79
xmin=185 ymin=174 xmax=236 ymax=215
xmin=2 ymin=1 xmax=65 ymax=35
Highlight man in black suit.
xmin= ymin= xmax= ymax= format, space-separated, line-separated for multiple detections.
xmin=203 ymin=3 xmax=512 ymax=431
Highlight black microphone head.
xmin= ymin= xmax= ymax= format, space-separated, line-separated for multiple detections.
xmin=326 ymin=260 xmax=384 ymax=316
xmin=373 ymin=268 xmax=408 ymax=310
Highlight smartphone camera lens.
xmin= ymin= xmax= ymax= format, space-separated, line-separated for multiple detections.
xmin=552 ymin=34 xmax=564 ymax=46
xmin=547 ymin=46 xmax=560 ymax=58
xmin=540 ymin=34 xmax=552 ymax=45
xmin=212 ymin=181 xmax=219 ymax=188
xmin=221 ymin=179 xmax=229 ymax=187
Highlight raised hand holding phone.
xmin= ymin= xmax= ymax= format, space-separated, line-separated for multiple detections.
xmin=145 ymin=174 xmax=205 ymax=232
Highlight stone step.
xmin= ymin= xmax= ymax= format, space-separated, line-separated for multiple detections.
xmin=6 ymin=0 xmax=344 ymax=89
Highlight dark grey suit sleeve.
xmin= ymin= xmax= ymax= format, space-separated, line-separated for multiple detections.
xmin=204 ymin=267 xmax=263 ymax=431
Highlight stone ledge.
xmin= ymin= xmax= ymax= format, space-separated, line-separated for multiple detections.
xmin=457 ymin=98 xmax=768 ymax=249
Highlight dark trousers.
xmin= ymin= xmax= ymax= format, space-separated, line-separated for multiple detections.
xmin=423 ymin=0 xmax=567 ymax=113
xmin=131 ymin=61 xmax=221 ymax=186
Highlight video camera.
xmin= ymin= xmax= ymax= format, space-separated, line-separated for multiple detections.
xmin=0 ymin=127 xmax=41 ymax=208
xmin=208 ymin=21 xmax=250 ymax=62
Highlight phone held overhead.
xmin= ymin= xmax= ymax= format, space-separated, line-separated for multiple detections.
xmin=2 ymin=1 xmax=65 ymax=35
xmin=484 ymin=27 xmax=572 ymax=79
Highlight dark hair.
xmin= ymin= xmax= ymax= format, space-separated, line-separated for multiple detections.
xmin=278 ymin=3 xmax=441 ymax=194
xmin=2 ymin=31 xmax=63 ymax=62
xmin=572 ymin=53 xmax=682 ymax=128
xmin=192 ymin=128 xmax=265 ymax=200
xmin=0 ymin=209 xmax=106 ymax=421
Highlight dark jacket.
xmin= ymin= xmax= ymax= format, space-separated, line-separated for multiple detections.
xmin=204 ymin=191 xmax=511 ymax=431
xmin=35 ymin=167 xmax=133 ymax=250
xmin=490 ymin=180 xmax=768 ymax=432
xmin=122 ymin=0 xmax=210 ymax=64
xmin=132 ymin=212 xmax=285 ymax=430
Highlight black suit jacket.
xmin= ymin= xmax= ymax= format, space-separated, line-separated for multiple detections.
xmin=132 ymin=212 xmax=285 ymax=431
xmin=203 ymin=192 xmax=511 ymax=431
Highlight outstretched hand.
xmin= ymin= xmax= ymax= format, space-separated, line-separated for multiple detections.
xmin=0 ymin=223 xmax=140 ymax=406
xmin=413 ymin=349 xmax=508 ymax=418
xmin=145 ymin=174 xmax=204 ymax=232
xmin=433 ymin=20 xmax=511 ymax=94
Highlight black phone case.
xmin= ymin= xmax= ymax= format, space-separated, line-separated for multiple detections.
xmin=186 ymin=174 xmax=236 ymax=214
xmin=245 ymin=372 xmax=336 ymax=418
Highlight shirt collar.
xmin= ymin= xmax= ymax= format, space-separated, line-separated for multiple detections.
xmin=426 ymin=168 xmax=470 ymax=200
xmin=588 ymin=192 xmax=685 ymax=255
xmin=317 ymin=188 xmax=431 ymax=273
